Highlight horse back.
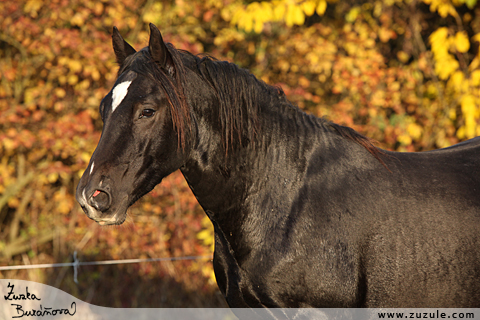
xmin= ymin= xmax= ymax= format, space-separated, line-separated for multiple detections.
xmin=358 ymin=138 xmax=480 ymax=307
xmin=248 ymin=136 xmax=480 ymax=307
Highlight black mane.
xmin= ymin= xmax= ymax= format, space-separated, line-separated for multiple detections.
xmin=190 ymin=54 xmax=275 ymax=153
xmin=120 ymin=43 xmax=381 ymax=160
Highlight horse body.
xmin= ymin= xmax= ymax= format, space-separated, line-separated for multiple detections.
xmin=183 ymin=97 xmax=480 ymax=307
xmin=76 ymin=24 xmax=480 ymax=308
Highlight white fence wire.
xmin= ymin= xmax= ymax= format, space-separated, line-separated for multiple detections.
xmin=0 ymin=252 xmax=213 ymax=283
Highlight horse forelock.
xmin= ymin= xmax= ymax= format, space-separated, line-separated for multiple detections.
xmin=117 ymin=46 xmax=191 ymax=150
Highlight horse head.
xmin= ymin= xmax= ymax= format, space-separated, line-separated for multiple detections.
xmin=76 ymin=24 xmax=189 ymax=225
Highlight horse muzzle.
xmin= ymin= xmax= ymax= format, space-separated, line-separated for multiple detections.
xmin=76 ymin=181 xmax=129 ymax=226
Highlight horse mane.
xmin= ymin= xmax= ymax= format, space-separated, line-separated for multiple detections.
xmin=121 ymin=43 xmax=383 ymax=163
xmin=183 ymin=53 xmax=384 ymax=164
xmin=189 ymin=54 xmax=278 ymax=153
xmin=328 ymin=123 xmax=386 ymax=166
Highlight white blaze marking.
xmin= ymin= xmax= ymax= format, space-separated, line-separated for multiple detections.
xmin=89 ymin=161 xmax=95 ymax=175
xmin=111 ymin=81 xmax=132 ymax=113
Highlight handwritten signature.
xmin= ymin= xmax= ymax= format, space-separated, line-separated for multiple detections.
xmin=4 ymin=282 xmax=76 ymax=318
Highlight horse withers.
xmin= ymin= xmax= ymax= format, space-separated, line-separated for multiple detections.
xmin=76 ymin=24 xmax=480 ymax=308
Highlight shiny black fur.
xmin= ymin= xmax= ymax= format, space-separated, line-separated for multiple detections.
xmin=76 ymin=24 xmax=480 ymax=308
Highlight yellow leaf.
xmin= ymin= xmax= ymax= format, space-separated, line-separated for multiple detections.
xmin=254 ymin=19 xmax=263 ymax=33
xmin=435 ymin=56 xmax=459 ymax=80
xmin=469 ymin=55 xmax=479 ymax=72
xmin=454 ymin=31 xmax=470 ymax=53
xmin=397 ymin=51 xmax=410 ymax=63
xmin=68 ymin=59 xmax=82 ymax=73
xmin=407 ymin=123 xmax=423 ymax=140
xmin=286 ymin=5 xmax=305 ymax=26
xmin=93 ymin=2 xmax=104 ymax=15
xmin=8 ymin=197 xmax=19 ymax=208
xmin=461 ymin=95 xmax=476 ymax=115
xmin=71 ymin=12 xmax=85 ymax=27
xmin=437 ymin=3 xmax=457 ymax=18
xmin=260 ymin=1 xmax=273 ymax=21
xmin=457 ymin=126 xmax=466 ymax=139
xmin=473 ymin=33 xmax=480 ymax=43
xmin=316 ymin=0 xmax=327 ymax=16
xmin=23 ymin=88 xmax=35 ymax=105
xmin=47 ymin=172 xmax=59 ymax=183
xmin=471 ymin=70 xmax=480 ymax=86
xmin=77 ymin=80 xmax=90 ymax=90
xmin=429 ymin=27 xmax=449 ymax=48
xmin=398 ymin=133 xmax=412 ymax=146
xmin=273 ymin=2 xmax=286 ymax=20
xmin=371 ymin=90 xmax=386 ymax=107
xmin=142 ymin=4 xmax=160 ymax=23
xmin=448 ymin=70 xmax=464 ymax=93
xmin=285 ymin=4 xmax=295 ymax=27
xmin=243 ymin=12 xmax=253 ymax=32
xmin=449 ymin=108 xmax=457 ymax=120
xmin=68 ymin=74 xmax=79 ymax=85
xmin=197 ymin=229 xmax=211 ymax=240
xmin=91 ymin=68 xmax=101 ymax=81
xmin=461 ymin=95 xmax=478 ymax=139
xmin=2 ymin=138 xmax=15 ymax=152
xmin=301 ymin=1 xmax=316 ymax=16
xmin=58 ymin=199 xmax=72 ymax=215
xmin=231 ymin=7 xmax=245 ymax=28
xmin=55 ymin=88 xmax=66 ymax=98
xmin=24 ymin=0 xmax=42 ymax=17
xmin=346 ymin=7 xmax=360 ymax=23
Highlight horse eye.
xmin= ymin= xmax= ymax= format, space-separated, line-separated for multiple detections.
xmin=140 ymin=109 xmax=155 ymax=118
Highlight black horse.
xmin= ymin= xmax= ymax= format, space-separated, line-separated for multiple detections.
xmin=76 ymin=24 xmax=480 ymax=308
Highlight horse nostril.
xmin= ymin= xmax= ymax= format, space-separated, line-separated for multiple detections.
xmin=88 ymin=189 xmax=111 ymax=212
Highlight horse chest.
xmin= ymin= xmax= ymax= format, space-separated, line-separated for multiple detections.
xmin=212 ymin=224 xmax=361 ymax=308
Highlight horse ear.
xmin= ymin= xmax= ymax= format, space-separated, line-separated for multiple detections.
xmin=148 ymin=23 xmax=174 ymax=76
xmin=112 ymin=26 xmax=136 ymax=65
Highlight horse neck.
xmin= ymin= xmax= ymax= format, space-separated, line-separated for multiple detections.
xmin=180 ymin=84 xmax=328 ymax=233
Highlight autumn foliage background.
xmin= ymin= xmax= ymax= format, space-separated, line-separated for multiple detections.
xmin=0 ymin=0 xmax=479 ymax=307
